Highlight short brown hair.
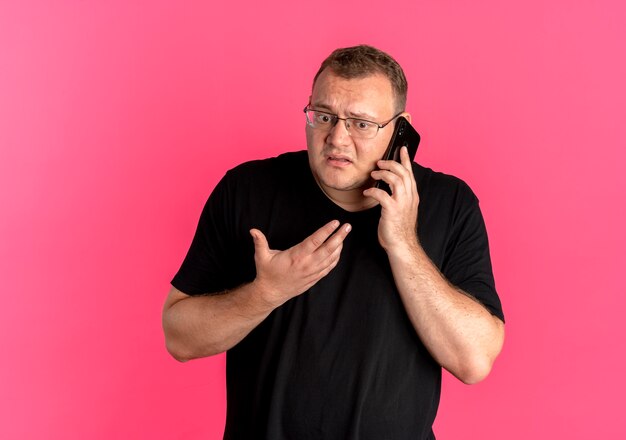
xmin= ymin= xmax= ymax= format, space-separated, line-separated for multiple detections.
xmin=312 ymin=45 xmax=408 ymax=112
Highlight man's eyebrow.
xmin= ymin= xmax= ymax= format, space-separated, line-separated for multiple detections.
xmin=348 ymin=111 xmax=377 ymax=120
xmin=310 ymin=103 xmax=377 ymax=120
xmin=310 ymin=102 xmax=334 ymax=112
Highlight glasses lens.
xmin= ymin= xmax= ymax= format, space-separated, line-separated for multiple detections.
xmin=347 ymin=119 xmax=379 ymax=139
xmin=304 ymin=109 xmax=314 ymax=126
xmin=306 ymin=110 xmax=336 ymax=129
xmin=304 ymin=108 xmax=381 ymax=139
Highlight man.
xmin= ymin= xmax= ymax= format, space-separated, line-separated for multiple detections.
xmin=163 ymin=45 xmax=505 ymax=439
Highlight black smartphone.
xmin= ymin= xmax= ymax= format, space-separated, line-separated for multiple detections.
xmin=375 ymin=116 xmax=420 ymax=194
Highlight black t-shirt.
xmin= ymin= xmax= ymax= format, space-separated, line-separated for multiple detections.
xmin=172 ymin=151 xmax=504 ymax=440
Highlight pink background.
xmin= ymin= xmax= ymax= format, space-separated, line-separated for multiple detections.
xmin=1 ymin=1 xmax=625 ymax=438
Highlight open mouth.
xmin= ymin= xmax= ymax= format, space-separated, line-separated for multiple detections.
xmin=327 ymin=154 xmax=352 ymax=166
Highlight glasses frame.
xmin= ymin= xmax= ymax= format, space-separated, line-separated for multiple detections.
xmin=303 ymin=106 xmax=403 ymax=139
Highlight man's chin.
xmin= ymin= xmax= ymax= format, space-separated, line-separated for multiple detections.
xmin=319 ymin=177 xmax=372 ymax=193
xmin=311 ymin=165 xmax=374 ymax=193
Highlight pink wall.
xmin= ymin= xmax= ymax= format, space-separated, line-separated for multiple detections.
xmin=1 ymin=1 xmax=625 ymax=438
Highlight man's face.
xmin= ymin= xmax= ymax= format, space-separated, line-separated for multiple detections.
xmin=306 ymin=69 xmax=401 ymax=204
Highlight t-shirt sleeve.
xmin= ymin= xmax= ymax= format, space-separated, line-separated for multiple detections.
xmin=171 ymin=173 xmax=235 ymax=296
xmin=441 ymin=183 xmax=505 ymax=322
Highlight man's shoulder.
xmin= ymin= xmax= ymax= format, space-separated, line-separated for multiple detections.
xmin=227 ymin=150 xmax=308 ymax=178
xmin=413 ymin=162 xmax=478 ymax=204
xmin=216 ymin=150 xmax=310 ymax=196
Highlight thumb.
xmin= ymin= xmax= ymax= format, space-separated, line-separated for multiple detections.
xmin=250 ymin=229 xmax=270 ymax=257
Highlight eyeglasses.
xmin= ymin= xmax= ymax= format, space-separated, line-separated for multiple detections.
xmin=303 ymin=106 xmax=402 ymax=139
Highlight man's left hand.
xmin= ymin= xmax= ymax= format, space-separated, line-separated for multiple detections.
xmin=363 ymin=146 xmax=419 ymax=252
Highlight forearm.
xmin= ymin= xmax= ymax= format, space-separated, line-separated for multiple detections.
xmin=163 ymin=221 xmax=351 ymax=362
xmin=162 ymin=282 xmax=275 ymax=361
xmin=387 ymin=241 xmax=504 ymax=384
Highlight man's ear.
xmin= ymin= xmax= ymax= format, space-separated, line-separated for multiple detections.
xmin=403 ymin=112 xmax=412 ymax=124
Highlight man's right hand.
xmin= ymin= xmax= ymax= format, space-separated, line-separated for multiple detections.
xmin=250 ymin=220 xmax=352 ymax=308
xmin=163 ymin=220 xmax=352 ymax=361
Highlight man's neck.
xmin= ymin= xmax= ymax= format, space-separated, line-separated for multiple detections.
xmin=317 ymin=181 xmax=379 ymax=213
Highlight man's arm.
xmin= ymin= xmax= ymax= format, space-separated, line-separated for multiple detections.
xmin=162 ymin=220 xmax=352 ymax=361
xmin=385 ymin=244 xmax=504 ymax=384
xmin=364 ymin=147 xmax=505 ymax=384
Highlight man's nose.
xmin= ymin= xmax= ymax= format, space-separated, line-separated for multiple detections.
xmin=326 ymin=119 xmax=351 ymax=146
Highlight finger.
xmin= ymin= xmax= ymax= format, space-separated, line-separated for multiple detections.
xmin=250 ymin=229 xmax=270 ymax=259
xmin=378 ymin=149 xmax=414 ymax=195
xmin=321 ymin=240 xmax=344 ymax=269
xmin=399 ymin=147 xmax=419 ymax=196
xmin=308 ymin=242 xmax=344 ymax=282
xmin=300 ymin=220 xmax=340 ymax=253
xmin=376 ymin=158 xmax=408 ymax=175
xmin=316 ymin=250 xmax=342 ymax=279
xmin=362 ymin=186 xmax=391 ymax=206
xmin=314 ymin=223 xmax=351 ymax=258
xmin=400 ymin=146 xmax=412 ymax=170
xmin=373 ymin=170 xmax=411 ymax=202
xmin=371 ymin=169 xmax=404 ymax=193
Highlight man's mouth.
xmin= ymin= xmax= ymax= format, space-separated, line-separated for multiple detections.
xmin=326 ymin=154 xmax=353 ymax=166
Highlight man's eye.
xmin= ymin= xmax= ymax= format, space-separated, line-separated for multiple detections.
xmin=354 ymin=120 xmax=374 ymax=130
xmin=315 ymin=113 xmax=333 ymax=124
